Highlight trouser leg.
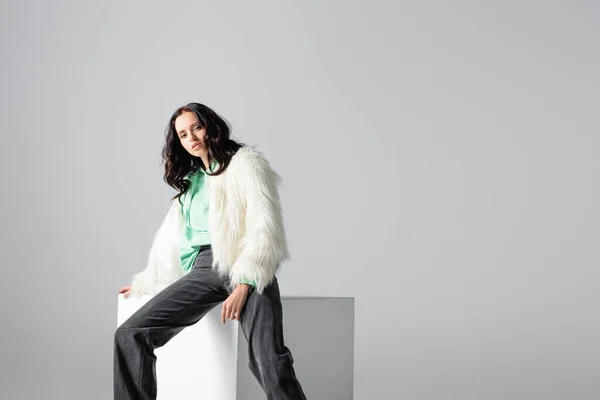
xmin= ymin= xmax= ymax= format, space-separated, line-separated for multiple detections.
xmin=240 ymin=277 xmax=307 ymax=400
xmin=113 ymin=248 xmax=227 ymax=400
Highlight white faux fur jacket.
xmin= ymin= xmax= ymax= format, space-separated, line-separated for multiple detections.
xmin=129 ymin=145 xmax=289 ymax=296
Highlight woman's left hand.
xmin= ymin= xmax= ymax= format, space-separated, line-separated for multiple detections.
xmin=221 ymin=284 xmax=251 ymax=324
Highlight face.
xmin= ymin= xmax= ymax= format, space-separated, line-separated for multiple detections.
xmin=175 ymin=111 xmax=207 ymax=158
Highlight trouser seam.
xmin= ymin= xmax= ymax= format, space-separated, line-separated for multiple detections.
xmin=140 ymin=287 xmax=224 ymax=336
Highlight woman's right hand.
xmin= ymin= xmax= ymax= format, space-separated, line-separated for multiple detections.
xmin=118 ymin=285 xmax=132 ymax=298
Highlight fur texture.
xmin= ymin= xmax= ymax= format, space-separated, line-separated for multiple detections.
xmin=130 ymin=145 xmax=289 ymax=297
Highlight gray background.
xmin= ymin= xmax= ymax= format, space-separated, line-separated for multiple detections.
xmin=1 ymin=1 xmax=598 ymax=399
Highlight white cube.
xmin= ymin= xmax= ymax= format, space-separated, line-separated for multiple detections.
xmin=117 ymin=294 xmax=355 ymax=399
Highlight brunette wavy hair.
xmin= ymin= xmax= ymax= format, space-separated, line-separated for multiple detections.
xmin=162 ymin=102 xmax=245 ymax=201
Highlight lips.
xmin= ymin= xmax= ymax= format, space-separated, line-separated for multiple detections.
xmin=192 ymin=143 xmax=201 ymax=149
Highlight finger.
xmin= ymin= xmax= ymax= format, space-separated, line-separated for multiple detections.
xmin=221 ymin=304 xmax=226 ymax=324
xmin=124 ymin=291 xmax=130 ymax=298
xmin=228 ymin=307 xmax=236 ymax=320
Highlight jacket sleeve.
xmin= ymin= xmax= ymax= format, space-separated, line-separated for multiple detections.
xmin=129 ymin=199 xmax=184 ymax=298
xmin=228 ymin=150 xmax=290 ymax=294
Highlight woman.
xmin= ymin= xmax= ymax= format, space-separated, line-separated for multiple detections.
xmin=114 ymin=102 xmax=307 ymax=400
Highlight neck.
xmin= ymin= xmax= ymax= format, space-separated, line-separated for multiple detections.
xmin=200 ymin=155 xmax=210 ymax=171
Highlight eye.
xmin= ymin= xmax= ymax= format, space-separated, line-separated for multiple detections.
xmin=193 ymin=126 xmax=201 ymax=131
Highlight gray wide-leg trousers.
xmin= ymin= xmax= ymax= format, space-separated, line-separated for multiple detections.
xmin=114 ymin=246 xmax=307 ymax=400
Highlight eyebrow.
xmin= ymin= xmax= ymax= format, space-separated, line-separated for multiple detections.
xmin=177 ymin=122 xmax=199 ymax=135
